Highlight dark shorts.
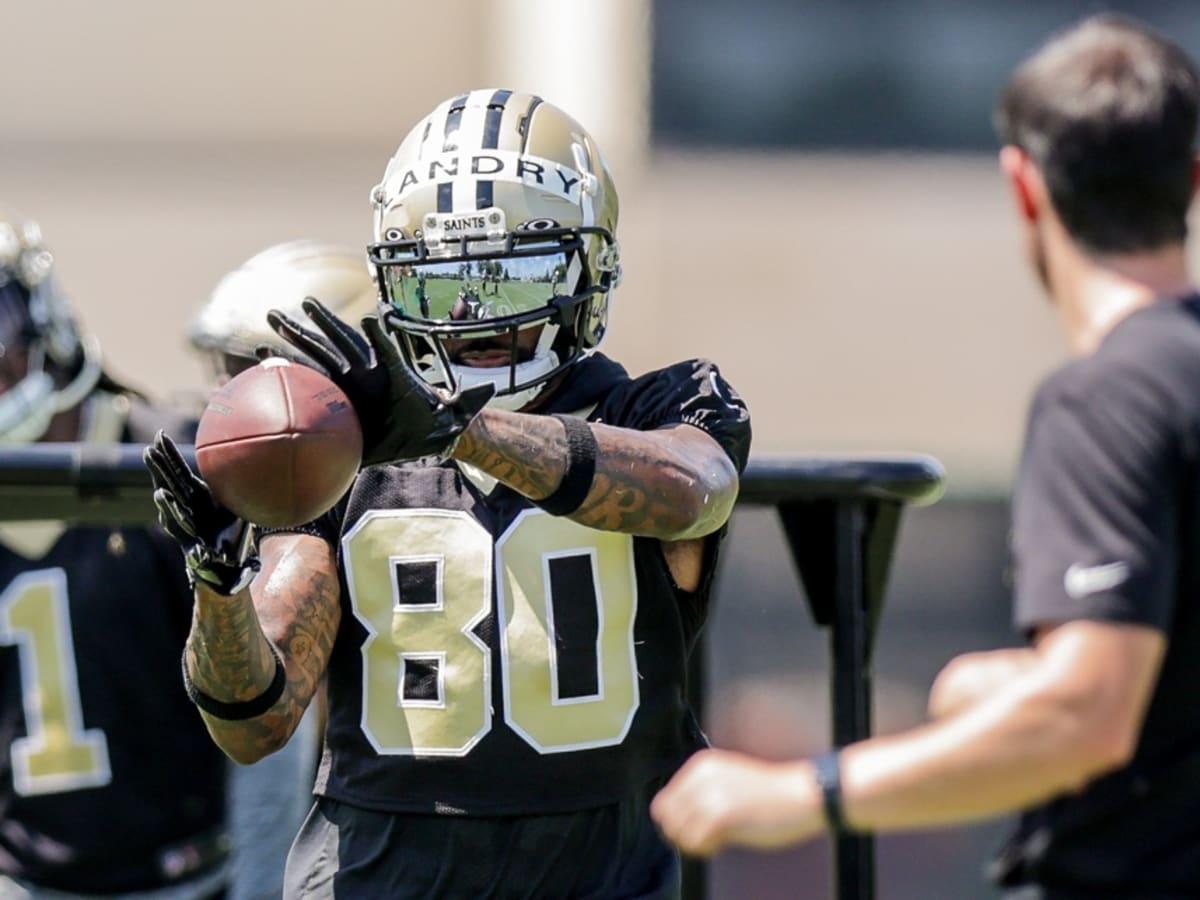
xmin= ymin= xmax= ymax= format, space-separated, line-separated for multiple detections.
xmin=283 ymin=788 xmax=680 ymax=900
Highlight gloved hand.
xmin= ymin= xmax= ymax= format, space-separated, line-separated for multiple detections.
xmin=143 ymin=431 xmax=259 ymax=595
xmin=267 ymin=297 xmax=494 ymax=465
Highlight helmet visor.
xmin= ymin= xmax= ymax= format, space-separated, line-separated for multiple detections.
xmin=382 ymin=250 xmax=578 ymax=323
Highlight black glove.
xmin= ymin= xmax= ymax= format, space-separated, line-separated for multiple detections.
xmin=253 ymin=301 xmax=371 ymax=374
xmin=143 ymin=431 xmax=259 ymax=595
xmin=267 ymin=297 xmax=494 ymax=465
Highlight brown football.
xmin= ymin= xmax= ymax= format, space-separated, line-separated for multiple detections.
xmin=196 ymin=359 xmax=362 ymax=527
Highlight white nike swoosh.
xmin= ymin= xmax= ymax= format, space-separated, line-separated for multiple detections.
xmin=1064 ymin=561 xmax=1130 ymax=600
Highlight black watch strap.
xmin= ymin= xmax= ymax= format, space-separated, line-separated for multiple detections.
xmin=813 ymin=749 xmax=851 ymax=834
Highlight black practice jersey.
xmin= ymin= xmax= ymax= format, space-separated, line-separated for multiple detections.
xmin=992 ymin=297 xmax=1200 ymax=896
xmin=0 ymin=395 xmax=227 ymax=893
xmin=298 ymin=355 xmax=751 ymax=816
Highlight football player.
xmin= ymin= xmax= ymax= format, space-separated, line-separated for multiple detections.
xmin=0 ymin=213 xmax=230 ymax=898
xmin=190 ymin=239 xmax=379 ymax=383
xmin=147 ymin=90 xmax=752 ymax=898
xmin=187 ymin=239 xmax=378 ymax=899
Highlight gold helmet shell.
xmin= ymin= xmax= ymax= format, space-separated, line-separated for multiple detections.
xmin=368 ymin=90 xmax=621 ymax=409
xmin=0 ymin=211 xmax=101 ymax=443
xmin=191 ymin=240 xmax=378 ymax=375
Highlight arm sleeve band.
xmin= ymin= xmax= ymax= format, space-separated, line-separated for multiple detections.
xmin=533 ymin=413 xmax=598 ymax=517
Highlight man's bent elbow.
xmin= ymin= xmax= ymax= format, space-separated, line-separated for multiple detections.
xmin=929 ymin=649 xmax=1039 ymax=720
xmin=224 ymin=745 xmax=269 ymax=766
xmin=1026 ymin=684 xmax=1142 ymax=786
xmin=204 ymin=718 xmax=295 ymax=766
xmin=667 ymin=460 xmax=739 ymax=540
xmin=226 ymin=742 xmax=286 ymax=766
xmin=1082 ymin=720 xmax=1140 ymax=775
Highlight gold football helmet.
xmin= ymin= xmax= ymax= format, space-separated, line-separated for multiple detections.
xmin=191 ymin=240 xmax=379 ymax=380
xmin=0 ymin=212 xmax=101 ymax=443
xmin=368 ymin=89 xmax=621 ymax=410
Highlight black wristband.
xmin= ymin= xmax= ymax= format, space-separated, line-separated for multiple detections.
xmin=182 ymin=646 xmax=286 ymax=721
xmin=533 ymin=414 xmax=598 ymax=516
xmin=813 ymin=749 xmax=852 ymax=834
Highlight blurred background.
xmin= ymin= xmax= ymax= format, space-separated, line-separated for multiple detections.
xmin=4 ymin=1 xmax=1199 ymax=896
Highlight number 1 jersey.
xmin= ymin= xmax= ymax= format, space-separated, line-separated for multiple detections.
xmin=0 ymin=396 xmax=227 ymax=892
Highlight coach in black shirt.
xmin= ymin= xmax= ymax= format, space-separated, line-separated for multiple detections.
xmin=652 ymin=14 xmax=1200 ymax=898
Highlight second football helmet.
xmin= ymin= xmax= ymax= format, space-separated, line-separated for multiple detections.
xmin=190 ymin=240 xmax=379 ymax=381
xmin=368 ymin=89 xmax=622 ymax=411
xmin=0 ymin=214 xmax=101 ymax=443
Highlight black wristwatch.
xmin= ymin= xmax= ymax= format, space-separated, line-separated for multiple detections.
xmin=813 ymin=749 xmax=852 ymax=834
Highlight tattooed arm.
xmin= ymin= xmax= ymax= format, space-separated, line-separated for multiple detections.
xmin=452 ymin=410 xmax=739 ymax=541
xmin=185 ymin=532 xmax=341 ymax=764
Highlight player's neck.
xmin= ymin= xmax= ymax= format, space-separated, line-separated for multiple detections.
xmin=1049 ymin=237 xmax=1193 ymax=356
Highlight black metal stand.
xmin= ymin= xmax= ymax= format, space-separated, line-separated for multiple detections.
xmin=0 ymin=442 xmax=181 ymax=523
xmin=741 ymin=456 xmax=944 ymax=900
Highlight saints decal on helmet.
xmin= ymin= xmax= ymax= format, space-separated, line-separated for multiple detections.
xmin=0 ymin=213 xmax=101 ymax=443
xmin=368 ymin=89 xmax=622 ymax=411
xmin=190 ymin=240 xmax=379 ymax=381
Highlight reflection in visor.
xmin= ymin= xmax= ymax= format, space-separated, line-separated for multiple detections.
xmin=385 ymin=251 xmax=576 ymax=322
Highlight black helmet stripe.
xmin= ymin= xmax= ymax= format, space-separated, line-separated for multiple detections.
xmin=475 ymin=180 xmax=494 ymax=210
xmin=442 ymin=93 xmax=469 ymax=152
xmin=481 ymin=89 xmax=512 ymax=149
xmin=474 ymin=90 xmax=512 ymax=210
xmin=519 ymin=95 xmax=543 ymax=154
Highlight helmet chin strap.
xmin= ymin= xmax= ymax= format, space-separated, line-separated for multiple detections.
xmin=52 ymin=335 xmax=102 ymax=414
xmin=0 ymin=369 xmax=56 ymax=443
xmin=451 ymin=353 xmax=559 ymax=411
xmin=0 ymin=336 xmax=103 ymax=444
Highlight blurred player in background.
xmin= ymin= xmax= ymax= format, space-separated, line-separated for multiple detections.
xmin=0 ymin=213 xmax=230 ymax=897
xmin=187 ymin=239 xmax=378 ymax=899
xmin=190 ymin=240 xmax=379 ymax=385
xmin=146 ymin=90 xmax=751 ymax=898
xmin=652 ymin=14 xmax=1200 ymax=899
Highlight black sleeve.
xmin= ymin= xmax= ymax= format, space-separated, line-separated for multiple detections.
xmin=598 ymin=359 xmax=752 ymax=472
xmin=1011 ymin=373 xmax=1184 ymax=633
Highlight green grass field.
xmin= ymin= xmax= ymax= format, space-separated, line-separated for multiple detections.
xmin=411 ymin=276 xmax=555 ymax=320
